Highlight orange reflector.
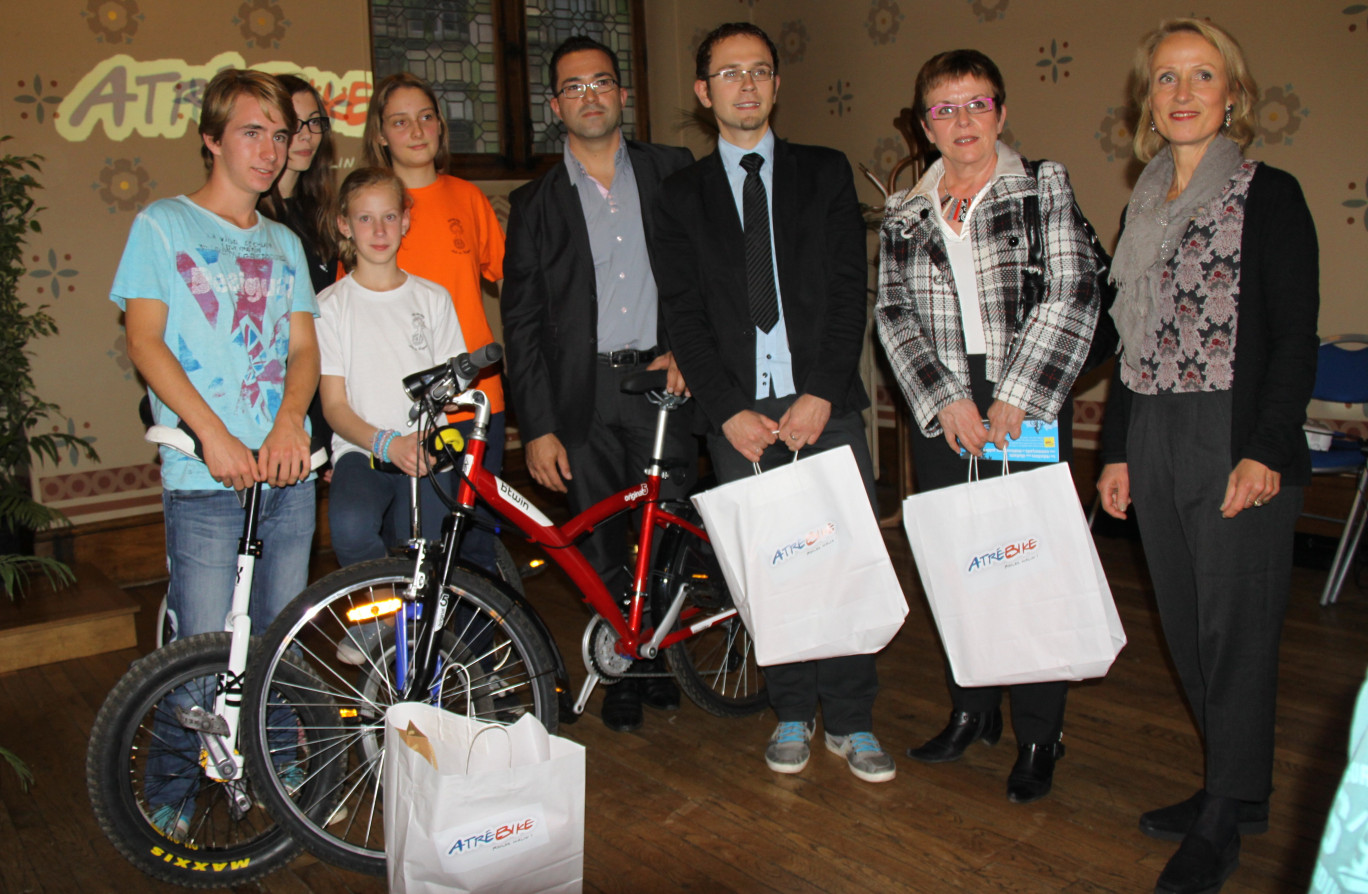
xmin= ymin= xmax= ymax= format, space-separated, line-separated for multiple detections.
xmin=345 ymin=598 xmax=402 ymax=622
xmin=528 ymin=558 xmax=546 ymax=569
xmin=339 ymin=708 xmax=359 ymax=719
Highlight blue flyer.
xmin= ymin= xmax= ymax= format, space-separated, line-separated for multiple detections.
xmin=962 ymin=418 xmax=1061 ymax=463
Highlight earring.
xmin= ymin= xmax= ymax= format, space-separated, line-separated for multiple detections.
xmin=1222 ymin=105 xmax=1233 ymax=129
xmin=1149 ymin=119 xmax=1157 ymax=133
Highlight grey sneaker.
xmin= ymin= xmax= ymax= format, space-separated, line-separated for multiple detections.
xmin=765 ymin=720 xmax=815 ymax=774
xmin=826 ymin=731 xmax=897 ymax=783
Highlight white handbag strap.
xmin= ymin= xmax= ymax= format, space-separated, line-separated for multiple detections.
xmin=965 ymin=440 xmax=1009 ymax=484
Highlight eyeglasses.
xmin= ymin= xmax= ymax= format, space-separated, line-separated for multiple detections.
xmin=296 ymin=116 xmax=331 ymax=135
xmin=926 ymin=97 xmax=997 ymax=121
xmin=707 ymin=67 xmax=776 ymax=83
xmin=556 ymin=77 xmax=619 ymax=99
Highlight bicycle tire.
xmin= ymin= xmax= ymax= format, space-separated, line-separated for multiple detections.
xmin=242 ymin=557 xmax=559 ymax=876
xmin=491 ymin=535 xmax=525 ymax=596
xmin=86 ymin=634 xmax=337 ymax=887
xmin=655 ymin=509 xmax=769 ymax=716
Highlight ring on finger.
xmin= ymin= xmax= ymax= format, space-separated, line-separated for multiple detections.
xmin=1253 ymin=498 xmax=1264 ymax=507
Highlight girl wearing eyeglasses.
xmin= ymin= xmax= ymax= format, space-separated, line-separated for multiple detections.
xmin=360 ymin=72 xmax=506 ymax=575
xmin=875 ymin=49 xmax=1100 ymax=804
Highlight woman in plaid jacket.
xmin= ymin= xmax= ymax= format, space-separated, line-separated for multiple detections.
xmin=875 ymin=49 xmax=1099 ymax=804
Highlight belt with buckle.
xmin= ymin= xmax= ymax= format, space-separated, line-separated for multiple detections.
xmin=598 ymin=347 xmax=659 ymax=368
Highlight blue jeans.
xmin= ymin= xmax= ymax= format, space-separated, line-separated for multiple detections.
xmin=330 ymin=451 xmax=453 ymax=566
xmin=162 ymin=481 xmax=316 ymax=640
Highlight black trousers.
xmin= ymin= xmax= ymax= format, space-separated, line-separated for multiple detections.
xmin=564 ymin=357 xmax=698 ymax=602
xmin=1128 ymin=388 xmax=1300 ymax=802
xmin=707 ymin=397 xmax=880 ymax=735
xmin=908 ymin=355 xmax=1070 ymax=745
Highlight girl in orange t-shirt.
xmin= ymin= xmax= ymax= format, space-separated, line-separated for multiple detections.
xmin=362 ymin=72 xmax=507 ymax=572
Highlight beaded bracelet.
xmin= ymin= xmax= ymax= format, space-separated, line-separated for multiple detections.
xmin=372 ymin=428 xmax=398 ymax=463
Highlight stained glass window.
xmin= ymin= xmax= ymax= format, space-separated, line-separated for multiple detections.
xmin=370 ymin=0 xmax=645 ymax=178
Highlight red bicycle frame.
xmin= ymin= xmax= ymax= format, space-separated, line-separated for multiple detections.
xmin=448 ymin=391 xmax=738 ymax=662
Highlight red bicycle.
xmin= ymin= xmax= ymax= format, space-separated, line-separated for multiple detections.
xmin=241 ymin=344 xmax=765 ymax=875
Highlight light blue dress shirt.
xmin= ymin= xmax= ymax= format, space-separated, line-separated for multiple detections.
xmin=717 ymin=130 xmax=796 ymax=400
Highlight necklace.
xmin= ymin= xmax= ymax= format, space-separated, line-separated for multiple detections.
xmin=939 ymin=192 xmax=972 ymax=224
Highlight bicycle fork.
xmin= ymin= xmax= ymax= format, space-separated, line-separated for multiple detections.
xmin=173 ymin=482 xmax=261 ymax=818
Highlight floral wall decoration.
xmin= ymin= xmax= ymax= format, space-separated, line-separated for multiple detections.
xmin=867 ymin=0 xmax=904 ymax=46
xmin=778 ymin=20 xmax=809 ymax=65
xmin=1036 ymin=39 xmax=1072 ymax=83
xmin=107 ymin=333 xmax=135 ymax=381
xmin=28 ymin=250 xmax=78 ymax=298
xmin=236 ymin=0 xmax=290 ymax=50
xmin=14 ymin=76 xmax=63 ymax=125
xmin=968 ymin=0 xmax=1010 ymax=23
xmin=1251 ymin=84 xmax=1307 ymax=147
xmin=826 ymin=79 xmax=854 ymax=118
xmin=82 ymin=0 xmax=142 ymax=44
xmin=1095 ymin=107 xmax=1134 ymax=163
xmin=1344 ymin=178 xmax=1367 ymax=231
xmin=1343 ymin=3 xmax=1367 ymax=32
xmin=94 ymin=158 xmax=154 ymax=214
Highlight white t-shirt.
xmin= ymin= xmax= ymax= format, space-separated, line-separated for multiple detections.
xmin=316 ymin=272 xmax=467 ymax=461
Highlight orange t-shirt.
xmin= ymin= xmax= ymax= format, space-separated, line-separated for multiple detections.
xmin=398 ymin=175 xmax=506 ymax=417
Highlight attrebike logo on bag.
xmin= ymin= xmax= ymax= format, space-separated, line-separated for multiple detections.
xmin=965 ymin=534 xmax=1042 ymax=575
xmin=769 ymin=520 xmax=839 ymax=567
xmin=438 ymin=803 xmax=551 ymax=871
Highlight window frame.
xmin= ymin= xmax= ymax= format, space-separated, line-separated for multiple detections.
xmin=368 ymin=0 xmax=651 ymax=181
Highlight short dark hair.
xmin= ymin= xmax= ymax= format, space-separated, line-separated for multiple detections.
xmin=695 ymin=23 xmax=779 ymax=82
xmin=912 ymin=50 xmax=1006 ymax=122
xmin=549 ymin=36 xmax=621 ymax=92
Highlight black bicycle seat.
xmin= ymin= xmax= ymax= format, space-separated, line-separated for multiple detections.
xmin=620 ymin=370 xmax=667 ymax=394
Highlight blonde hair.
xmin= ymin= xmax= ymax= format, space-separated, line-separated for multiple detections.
xmin=198 ymin=69 xmax=296 ymax=174
xmin=1130 ymin=18 xmax=1258 ymax=163
xmin=363 ymin=72 xmax=450 ymax=174
xmin=336 ymin=167 xmax=411 ymax=270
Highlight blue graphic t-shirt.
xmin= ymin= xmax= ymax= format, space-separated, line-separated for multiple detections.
xmin=110 ymin=196 xmax=319 ymax=490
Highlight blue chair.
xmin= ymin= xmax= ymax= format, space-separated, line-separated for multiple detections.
xmin=1307 ymin=335 xmax=1368 ymax=605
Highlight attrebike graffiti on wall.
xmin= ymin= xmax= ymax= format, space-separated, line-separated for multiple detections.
xmin=56 ymin=50 xmax=371 ymax=142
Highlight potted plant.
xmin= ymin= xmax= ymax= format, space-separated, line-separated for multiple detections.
xmin=0 ymin=136 xmax=98 ymax=597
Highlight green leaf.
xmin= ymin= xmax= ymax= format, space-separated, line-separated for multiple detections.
xmin=1345 ymin=4 xmax=1367 ymax=14
xmin=1058 ymin=56 xmax=1073 ymax=64
xmin=0 ymin=745 xmax=33 ymax=791
xmin=1344 ymin=200 xmax=1368 ymax=208
xmin=1036 ymin=60 xmax=1052 ymax=67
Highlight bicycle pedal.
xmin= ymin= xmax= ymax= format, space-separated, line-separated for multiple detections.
xmin=174 ymin=705 xmax=230 ymax=736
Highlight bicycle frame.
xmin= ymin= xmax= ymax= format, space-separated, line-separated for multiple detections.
xmin=442 ymin=390 xmax=739 ymax=661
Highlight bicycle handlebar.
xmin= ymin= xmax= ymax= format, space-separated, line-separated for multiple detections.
xmin=145 ymin=424 xmax=328 ymax=472
xmin=402 ymin=344 xmax=505 ymax=407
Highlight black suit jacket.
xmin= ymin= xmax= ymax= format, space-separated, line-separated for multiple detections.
xmin=502 ymin=140 xmax=694 ymax=446
xmin=654 ymin=138 xmax=870 ymax=432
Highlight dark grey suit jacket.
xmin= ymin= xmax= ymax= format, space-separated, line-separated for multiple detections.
xmin=502 ymin=139 xmax=694 ymax=446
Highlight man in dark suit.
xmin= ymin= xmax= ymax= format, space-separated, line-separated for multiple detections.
xmin=502 ymin=36 xmax=696 ymax=733
xmin=654 ymin=23 xmax=894 ymax=782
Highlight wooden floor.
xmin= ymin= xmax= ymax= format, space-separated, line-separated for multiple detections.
xmin=2 ymin=511 xmax=1365 ymax=892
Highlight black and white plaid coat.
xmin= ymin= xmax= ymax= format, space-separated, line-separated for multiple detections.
xmin=875 ymin=145 xmax=1099 ymax=437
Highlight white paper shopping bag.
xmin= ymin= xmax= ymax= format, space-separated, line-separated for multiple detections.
xmin=901 ymin=462 xmax=1126 ymax=687
xmin=383 ymin=703 xmax=585 ymax=894
xmin=691 ymin=445 xmax=908 ymax=666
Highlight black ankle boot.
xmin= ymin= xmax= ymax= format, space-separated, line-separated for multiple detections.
xmin=1155 ymin=795 xmax=1240 ymax=894
xmin=907 ymin=708 xmax=1003 ymax=763
xmin=601 ymin=679 xmax=643 ymax=732
xmin=1006 ymin=740 xmax=1065 ymax=804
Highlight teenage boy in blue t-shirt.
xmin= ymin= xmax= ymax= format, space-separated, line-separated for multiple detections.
xmin=110 ymin=69 xmax=321 ymax=643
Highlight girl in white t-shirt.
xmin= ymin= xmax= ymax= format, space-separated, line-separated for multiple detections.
xmin=316 ymin=167 xmax=467 ymax=583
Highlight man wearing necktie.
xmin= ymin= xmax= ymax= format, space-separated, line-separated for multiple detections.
xmin=655 ymin=22 xmax=893 ymax=783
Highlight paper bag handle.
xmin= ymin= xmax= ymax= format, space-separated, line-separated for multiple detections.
xmin=464 ymin=723 xmax=515 ymax=773
xmin=751 ymin=436 xmax=801 ymax=476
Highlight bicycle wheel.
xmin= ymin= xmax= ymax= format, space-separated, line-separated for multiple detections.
xmin=242 ymin=557 xmax=558 ymax=876
xmin=86 ymin=633 xmax=337 ymax=887
xmin=654 ymin=510 xmax=769 ymax=716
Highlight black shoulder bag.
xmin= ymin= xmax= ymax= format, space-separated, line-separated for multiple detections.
xmin=1018 ymin=159 xmax=1119 ymax=376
